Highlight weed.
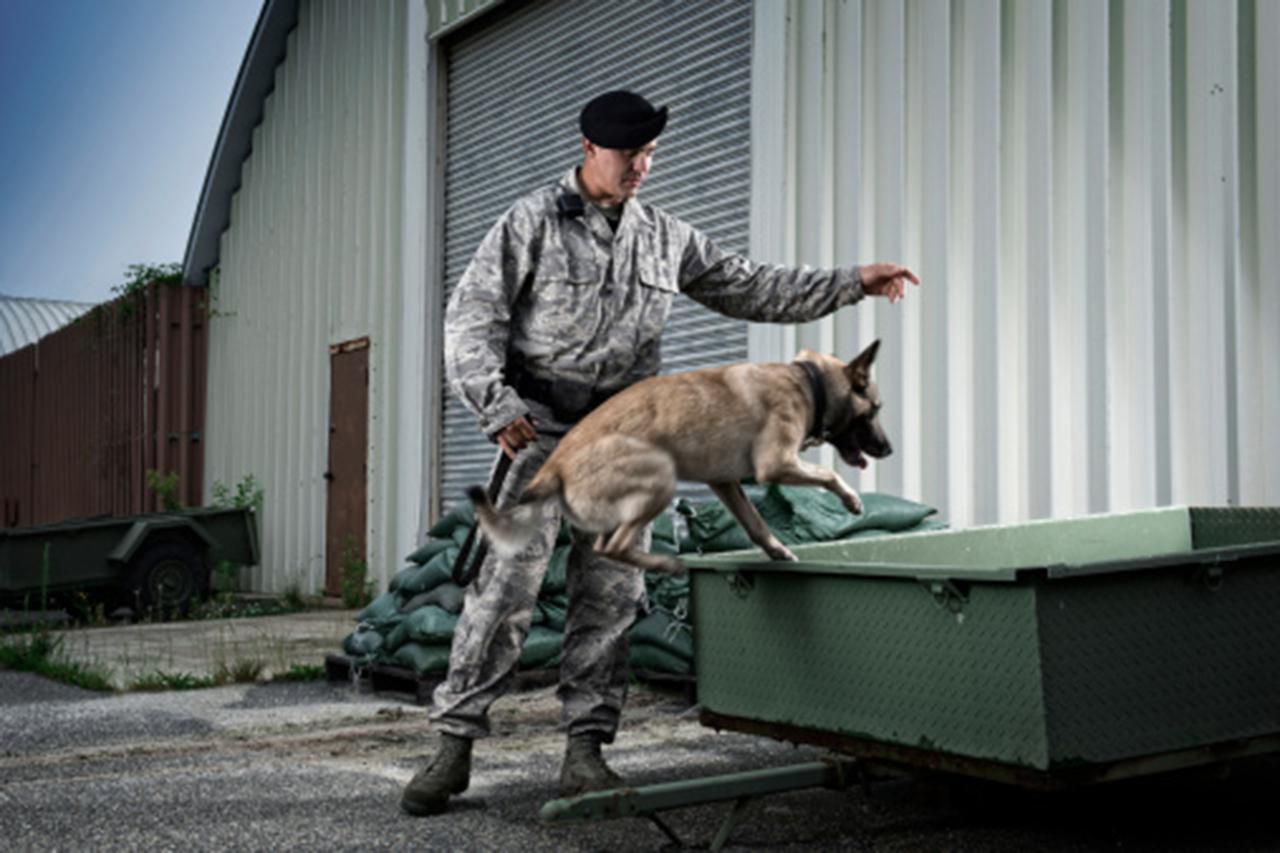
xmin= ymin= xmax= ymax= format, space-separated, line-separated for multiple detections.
xmin=211 ymin=474 xmax=264 ymax=514
xmin=214 ymin=657 xmax=264 ymax=685
xmin=275 ymin=663 xmax=326 ymax=682
xmin=110 ymin=262 xmax=182 ymax=319
xmin=129 ymin=671 xmax=215 ymax=691
xmin=213 ymin=560 xmax=238 ymax=597
xmin=339 ymin=536 xmax=372 ymax=609
xmin=145 ymin=469 xmax=183 ymax=511
xmin=0 ymin=630 xmax=115 ymax=692
xmin=282 ymin=577 xmax=307 ymax=612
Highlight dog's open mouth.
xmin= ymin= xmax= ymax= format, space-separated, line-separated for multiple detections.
xmin=840 ymin=448 xmax=869 ymax=469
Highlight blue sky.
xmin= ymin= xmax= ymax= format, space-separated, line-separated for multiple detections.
xmin=0 ymin=0 xmax=261 ymax=305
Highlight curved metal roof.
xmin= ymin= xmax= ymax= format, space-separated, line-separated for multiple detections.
xmin=0 ymin=295 xmax=96 ymax=356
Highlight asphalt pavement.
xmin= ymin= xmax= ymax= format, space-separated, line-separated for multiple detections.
xmin=2 ymin=612 xmax=1279 ymax=851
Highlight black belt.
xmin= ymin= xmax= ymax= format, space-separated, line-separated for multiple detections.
xmin=513 ymin=372 xmax=623 ymax=423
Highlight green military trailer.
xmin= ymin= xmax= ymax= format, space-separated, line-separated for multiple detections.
xmin=0 ymin=507 xmax=259 ymax=614
xmin=543 ymin=506 xmax=1280 ymax=850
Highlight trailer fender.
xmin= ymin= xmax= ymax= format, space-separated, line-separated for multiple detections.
xmin=107 ymin=517 xmax=216 ymax=566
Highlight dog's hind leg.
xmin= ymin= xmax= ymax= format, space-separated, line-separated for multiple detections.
xmin=708 ymin=482 xmax=797 ymax=562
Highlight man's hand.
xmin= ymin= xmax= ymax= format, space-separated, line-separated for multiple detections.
xmin=496 ymin=415 xmax=537 ymax=459
xmin=858 ymin=263 xmax=920 ymax=304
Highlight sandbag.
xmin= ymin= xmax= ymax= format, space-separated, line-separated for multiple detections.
xmin=403 ymin=539 xmax=452 ymax=567
xmin=630 ymin=642 xmax=692 ymax=675
xmin=630 ymin=609 xmax=693 ymax=661
xmin=343 ymin=627 xmax=384 ymax=658
xmin=650 ymin=512 xmax=680 ymax=556
xmin=390 ymin=560 xmax=454 ymax=596
xmin=537 ymin=595 xmax=568 ymax=631
xmin=421 ymin=581 xmax=466 ymax=614
xmin=519 ymin=625 xmax=563 ymax=668
xmin=539 ymin=545 xmax=571 ymax=596
xmin=679 ymin=486 xmax=937 ymax=553
xmin=645 ymin=574 xmax=689 ymax=616
xmin=356 ymin=591 xmax=404 ymax=627
xmin=427 ymin=501 xmax=476 ymax=540
xmin=391 ymin=641 xmax=452 ymax=674
xmin=386 ymin=604 xmax=459 ymax=650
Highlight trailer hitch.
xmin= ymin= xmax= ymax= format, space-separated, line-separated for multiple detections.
xmin=540 ymin=758 xmax=859 ymax=851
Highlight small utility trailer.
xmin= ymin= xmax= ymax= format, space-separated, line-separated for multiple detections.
xmin=542 ymin=506 xmax=1280 ymax=849
xmin=0 ymin=507 xmax=259 ymax=613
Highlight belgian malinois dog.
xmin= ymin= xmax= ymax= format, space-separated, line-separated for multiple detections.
xmin=469 ymin=340 xmax=892 ymax=574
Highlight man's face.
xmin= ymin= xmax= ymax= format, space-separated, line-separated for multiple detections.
xmin=581 ymin=139 xmax=657 ymax=203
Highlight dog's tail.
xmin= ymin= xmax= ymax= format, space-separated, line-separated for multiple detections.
xmin=466 ymin=472 xmax=561 ymax=558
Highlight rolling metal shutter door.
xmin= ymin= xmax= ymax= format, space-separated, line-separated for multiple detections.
xmin=440 ymin=0 xmax=753 ymax=507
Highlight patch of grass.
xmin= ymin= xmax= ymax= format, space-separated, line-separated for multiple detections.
xmin=214 ymin=657 xmax=265 ymax=684
xmin=129 ymin=671 xmax=216 ymax=691
xmin=189 ymin=594 xmax=305 ymax=621
xmin=274 ymin=663 xmax=326 ymax=683
xmin=0 ymin=630 xmax=115 ymax=692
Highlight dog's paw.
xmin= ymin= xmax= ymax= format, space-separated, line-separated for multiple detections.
xmin=843 ymin=494 xmax=864 ymax=515
xmin=657 ymin=556 xmax=687 ymax=576
xmin=765 ymin=543 xmax=798 ymax=562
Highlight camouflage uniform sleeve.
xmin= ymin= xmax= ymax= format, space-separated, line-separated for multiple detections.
xmin=443 ymin=212 xmax=535 ymax=439
xmin=674 ymin=221 xmax=865 ymax=322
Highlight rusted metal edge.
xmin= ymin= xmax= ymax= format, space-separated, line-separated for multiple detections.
xmin=699 ymin=709 xmax=1280 ymax=791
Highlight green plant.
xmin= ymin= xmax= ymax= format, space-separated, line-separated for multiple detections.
xmin=340 ymin=536 xmax=373 ymax=609
xmin=146 ymin=469 xmax=183 ymax=511
xmin=213 ymin=560 xmax=238 ymax=597
xmin=110 ymin=262 xmax=182 ymax=319
xmin=211 ymin=474 xmax=264 ymax=514
xmin=214 ymin=657 xmax=264 ymax=685
xmin=282 ymin=577 xmax=307 ymax=612
xmin=275 ymin=663 xmax=326 ymax=683
xmin=129 ymin=671 xmax=215 ymax=691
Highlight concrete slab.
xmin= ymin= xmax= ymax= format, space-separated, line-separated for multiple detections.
xmin=49 ymin=609 xmax=359 ymax=688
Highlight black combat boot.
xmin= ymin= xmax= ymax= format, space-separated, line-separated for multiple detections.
xmin=400 ymin=732 xmax=472 ymax=816
xmin=559 ymin=732 xmax=624 ymax=798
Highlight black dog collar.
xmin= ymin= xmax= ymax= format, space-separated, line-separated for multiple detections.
xmin=797 ymin=361 xmax=827 ymax=441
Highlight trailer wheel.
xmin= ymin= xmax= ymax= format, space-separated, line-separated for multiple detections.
xmin=129 ymin=540 xmax=208 ymax=615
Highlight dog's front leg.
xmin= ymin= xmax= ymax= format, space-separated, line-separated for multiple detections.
xmin=708 ymin=482 xmax=797 ymax=562
xmin=756 ymin=457 xmax=864 ymax=516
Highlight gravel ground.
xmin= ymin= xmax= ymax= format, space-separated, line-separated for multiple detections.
xmin=1 ymin=670 xmax=1277 ymax=852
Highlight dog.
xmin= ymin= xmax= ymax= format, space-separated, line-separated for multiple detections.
xmin=468 ymin=340 xmax=892 ymax=574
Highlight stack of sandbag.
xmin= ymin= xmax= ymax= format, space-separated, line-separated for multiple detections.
xmin=340 ymin=489 xmax=941 ymax=679
xmin=677 ymin=485 xmax=943 ymax=553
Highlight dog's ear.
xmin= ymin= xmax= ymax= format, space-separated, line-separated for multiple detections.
xmin=845 ymin=339 xmax=881 ymax=386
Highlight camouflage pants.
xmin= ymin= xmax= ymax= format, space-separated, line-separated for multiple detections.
xmin=430 ymin=433 xmax=647 ymax=742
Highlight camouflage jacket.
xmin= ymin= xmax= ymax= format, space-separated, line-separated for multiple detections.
xmin=444 ymin=167 xmax=865 ymax=437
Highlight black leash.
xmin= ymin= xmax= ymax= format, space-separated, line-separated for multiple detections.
xmin=450 ymin=450 xmax=513 ymax=587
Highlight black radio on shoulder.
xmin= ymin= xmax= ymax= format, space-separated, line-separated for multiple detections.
xmin=556 ymin=192 xmax=585 ymax=218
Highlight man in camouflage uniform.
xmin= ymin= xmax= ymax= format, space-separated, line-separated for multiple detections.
xmin=401 ymin=90 xmax=919 ymax=816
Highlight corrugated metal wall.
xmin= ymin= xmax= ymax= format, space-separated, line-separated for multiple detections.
xmin=0 ymin=282 xmax=206 ymax=528
xmin=204 ymin=0 xmax=412 ymax=593
xmin=750 ymin=0 xmax=1279 ymax=528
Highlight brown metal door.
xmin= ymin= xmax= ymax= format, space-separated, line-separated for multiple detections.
xmin=325 ymin=338 xmax=369 ymax=597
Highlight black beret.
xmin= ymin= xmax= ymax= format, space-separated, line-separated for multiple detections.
xmin=579 ymin=90 xmax=668 ymax=149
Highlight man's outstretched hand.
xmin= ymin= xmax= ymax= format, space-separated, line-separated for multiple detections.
xmin=859 ymin=263 xmax=920 ymax=304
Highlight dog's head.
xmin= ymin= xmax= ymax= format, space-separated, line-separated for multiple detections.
xmin=797 ymin=340 xmax=893 ymax=469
